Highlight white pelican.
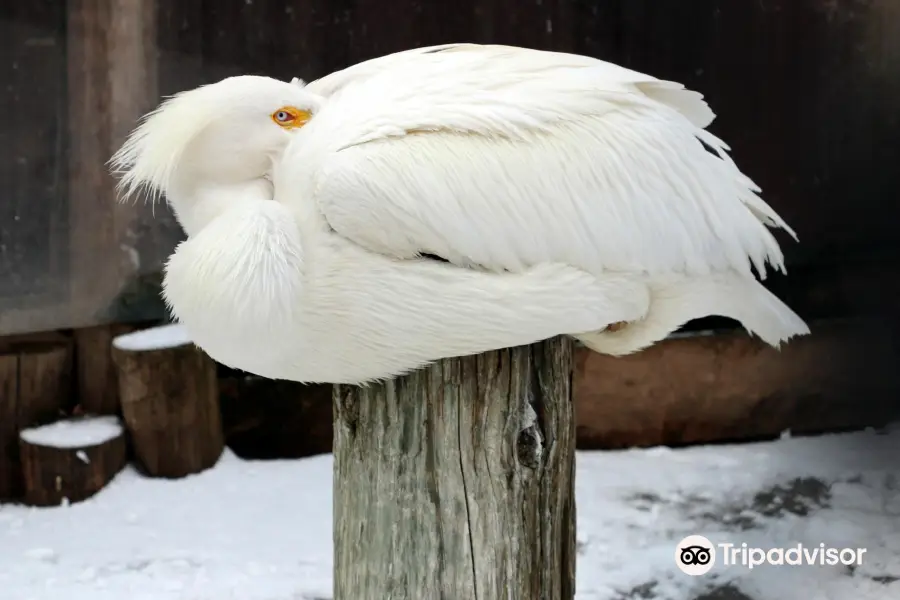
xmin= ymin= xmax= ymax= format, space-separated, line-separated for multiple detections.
xmin=111 ymin=43 xmax=809 ymax=384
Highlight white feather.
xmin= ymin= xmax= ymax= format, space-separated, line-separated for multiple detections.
xmin=293 ymin=44 xmax=809 ymax=356
xmin=299 ymin=45 xmax=791 ymax=279
xmin=165 ymin=218 xmax=651 ymax=383
xmin=114 ymin=44 xmax=810 ymax=385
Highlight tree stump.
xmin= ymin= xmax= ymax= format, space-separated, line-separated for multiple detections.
xmin=0 ymin=341 xmax=72 ymax=501
xmin=18 ymin=415 xmax=127 ymax=506
xmin=111 ymin=325 xmax=223 ymax=478
xmin=333 ymin=336 xmax=577 ymax=600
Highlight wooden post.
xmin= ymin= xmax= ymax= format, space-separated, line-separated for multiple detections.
xmin=111 ymin=326 xmax=223 ymax=478
xmin=19 ymin=415 xmax=127 ymax=507
xmin=333 ymin=337 xmax=577 ymax=600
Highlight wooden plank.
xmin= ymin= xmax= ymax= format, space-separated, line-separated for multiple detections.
xmin=17 ymin=343 xmax=72 ymax=421
xmin=571 ymin=0 xmax=622 ymax=61
xmin=185 ymin=0 xmax=333 ymax=82
xmin=73 ymin=323 xmax=139 ymax=415
xmin=334 ymin=337 xmax=576 ymax=599
xmin=66 ymin=0 xmax=167 ymax=330
xmin=0 ymin=331 xmax=71 ymax=353
xmin=471 ymin=0 xmax=574 ymax=51
xmin=343 ymin=0 xmax=475 ymax=63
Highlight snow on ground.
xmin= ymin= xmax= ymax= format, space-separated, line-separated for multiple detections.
xmin=2 ymin=425 xmax=899 ymax=600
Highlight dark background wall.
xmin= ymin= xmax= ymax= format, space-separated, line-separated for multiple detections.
xmin=1 ymin=0 xmax=899 ymax=335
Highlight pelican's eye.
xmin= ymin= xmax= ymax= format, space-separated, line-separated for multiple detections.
xmin=271 ymin=106 xmax=311 ymax=130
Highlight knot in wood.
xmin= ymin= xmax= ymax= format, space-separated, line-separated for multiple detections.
xmin=516 ymin=401 xmax=544 ymax=469
xmin=516 ymin=426 xmax=543 ymax=469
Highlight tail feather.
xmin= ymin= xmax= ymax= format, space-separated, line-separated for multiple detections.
xmin=574 ymin=272 xmax=810 ymax=356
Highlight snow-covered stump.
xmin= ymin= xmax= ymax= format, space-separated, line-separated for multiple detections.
xmin=18 ymin=416 xmax=127 ymax=507
xmin=333 ymin=336 xmax=577 ymax=600
xmin=111 ymin=325 xmax=224 ymax=478
xmin=0 ymin=341 xmax=72 ymax=501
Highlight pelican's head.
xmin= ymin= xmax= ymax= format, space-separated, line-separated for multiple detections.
xmin=110 ymin=75 xmax=321 ymax=232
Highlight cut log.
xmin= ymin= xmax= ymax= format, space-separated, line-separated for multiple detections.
xmin=333 ymin=336 xmax=577 ymax=600
xmin=111 ymin=324 xmax=223 ymax=478
xmin=0 ymin=341 xmax=72 ymax=501
xmin=18 ymin=415 xmax=127 ymax=506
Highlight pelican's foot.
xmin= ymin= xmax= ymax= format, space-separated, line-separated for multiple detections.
xmin=604 ymin=321 xmax=629 ymax=332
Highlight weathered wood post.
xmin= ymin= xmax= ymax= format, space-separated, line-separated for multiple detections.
xmin=334 ymin=336 xmax=577 ymax=600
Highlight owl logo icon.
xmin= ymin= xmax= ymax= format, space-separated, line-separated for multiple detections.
xmin=675 ymin=535 xmax=716 ymax=575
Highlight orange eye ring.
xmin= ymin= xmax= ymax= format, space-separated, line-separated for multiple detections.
xmin=271 ymin=106 xmax=311 ymax=129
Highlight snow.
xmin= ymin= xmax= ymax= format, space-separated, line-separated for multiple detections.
xmin=19 ymin=417 xmax=123 ymax=450
xmin=1 ymin=426 xmax=899 ymax=600
xmin=112 ymin=323 xmax=192 ymax=352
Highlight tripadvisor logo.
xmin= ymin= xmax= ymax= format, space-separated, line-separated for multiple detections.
xmin=675 ymin=535 xmax=716 ymax=576
xmin=675 ymin=535 xmax=868 ymax=575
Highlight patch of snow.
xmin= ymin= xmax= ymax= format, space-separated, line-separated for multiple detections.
xmin=75 ymin=451 xmax=90 ymax=465
xmin=0 ymin=427 xmax=898 ymax=600
xmin=19 ymin=417 xmax=123 ymax=450
xmin=24 ymin=547 xmax=58 ymax=563
xmin=112 ymin=323 xmax=192 ymax=352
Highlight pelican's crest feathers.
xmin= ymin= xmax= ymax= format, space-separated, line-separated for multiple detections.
xmin=109 ymin=83 xmax=227 ymax=204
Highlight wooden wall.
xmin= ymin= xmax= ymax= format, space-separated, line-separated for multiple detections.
xmin=1 ymin=0 xmax=898 ymax=334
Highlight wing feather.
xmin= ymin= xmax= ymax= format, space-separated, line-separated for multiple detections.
xmin=294 ymin=45 xmax=793 ymax=279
